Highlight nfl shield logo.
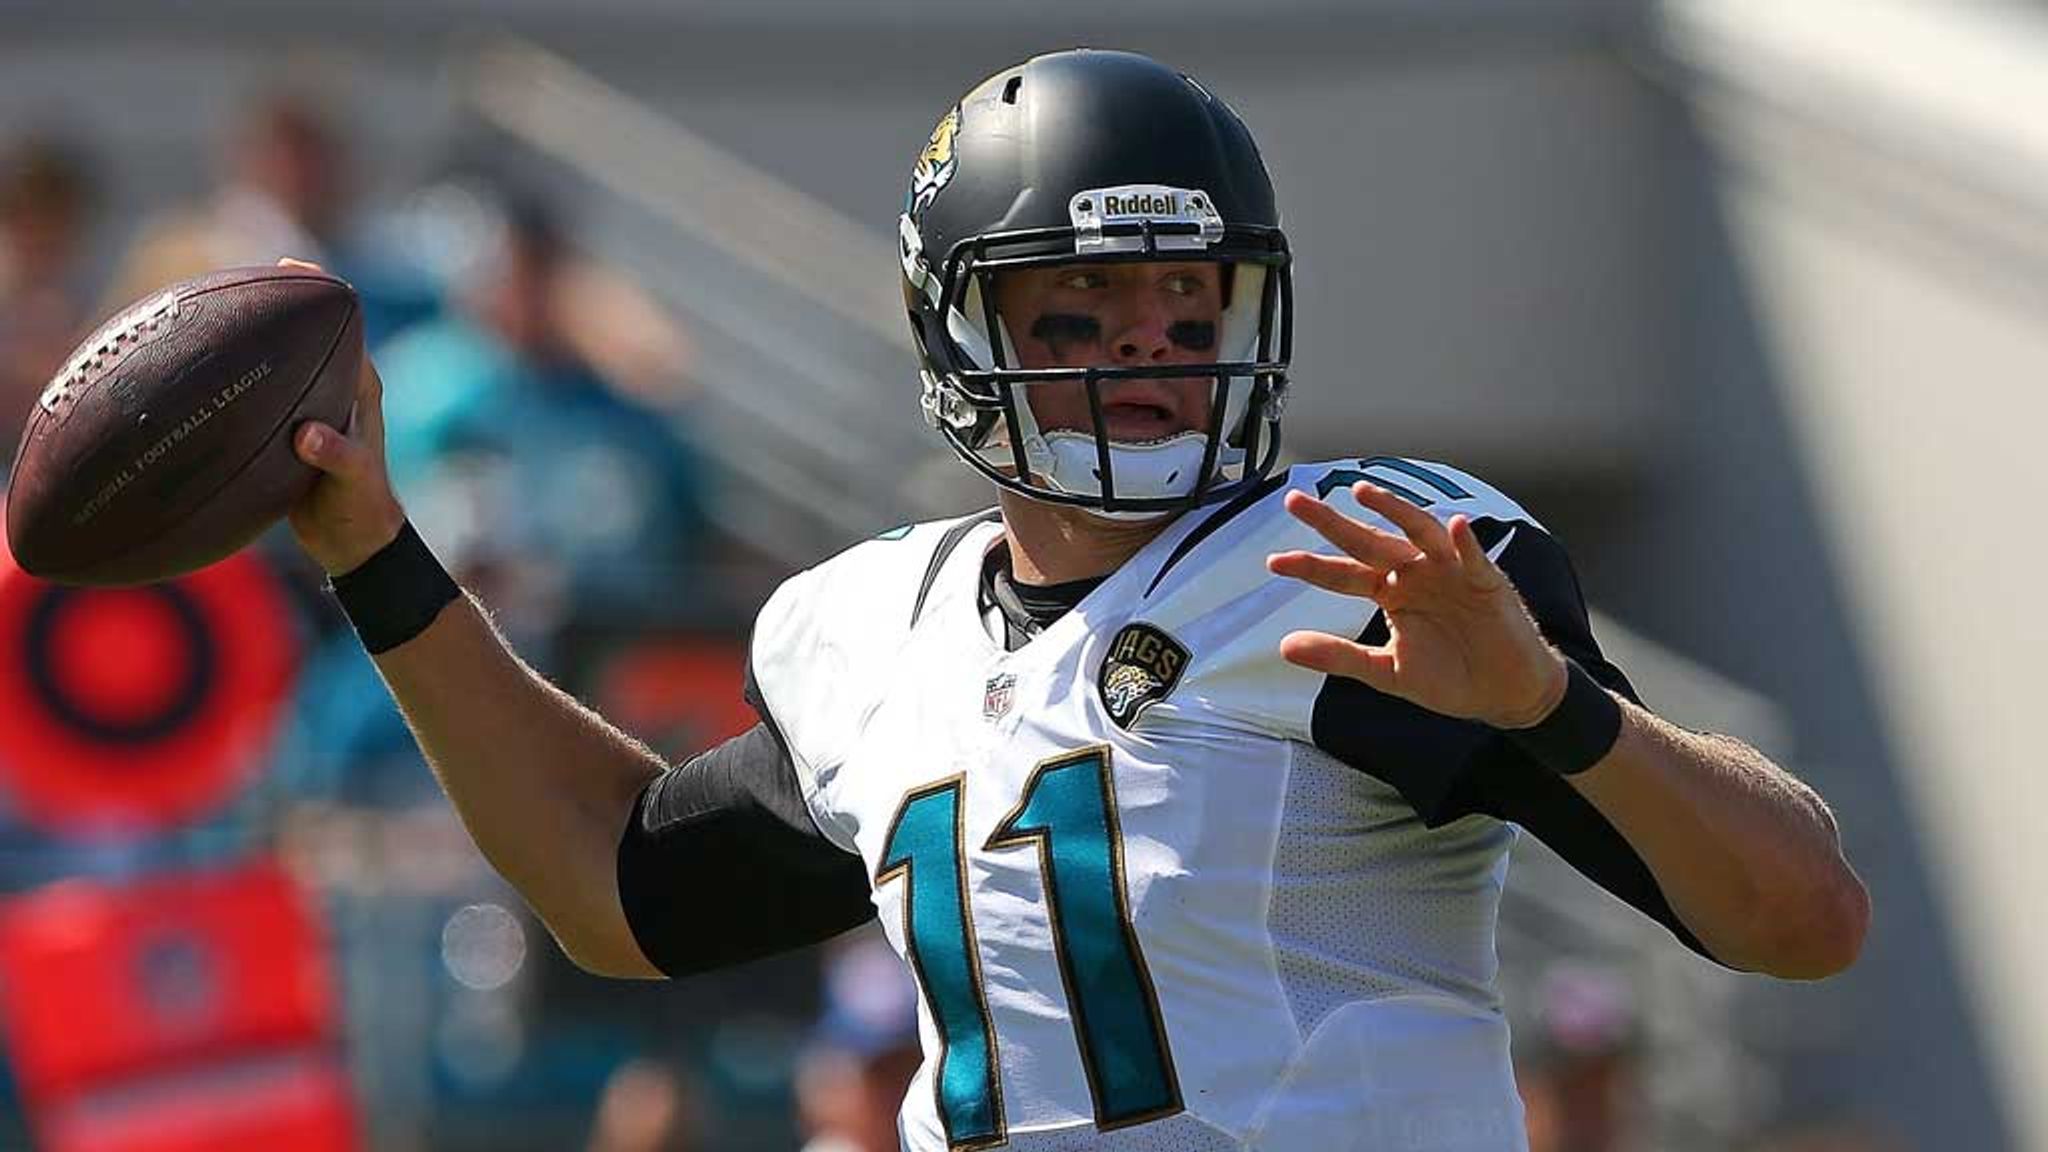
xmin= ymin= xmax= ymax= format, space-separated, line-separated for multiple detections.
xmin=983 ymin=673 xmax=1016 ymax=722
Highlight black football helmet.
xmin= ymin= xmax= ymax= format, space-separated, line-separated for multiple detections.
xmin=899 ymin=48 xmax=1291 ymax=516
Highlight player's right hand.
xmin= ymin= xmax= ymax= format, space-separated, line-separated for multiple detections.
xmin=284 ymin=265 xmax=405 ymax=576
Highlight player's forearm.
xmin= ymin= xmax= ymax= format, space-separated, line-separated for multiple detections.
xmin=1569 ymin=704 xmax=1868 ymax=979
xmin=370 ymin=592 xmax=665 ymax=976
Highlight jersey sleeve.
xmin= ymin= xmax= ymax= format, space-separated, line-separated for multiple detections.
xmin=616 ymin=675 xmax=877 ymax=977
xmin=1297 ymin=463 xmax=1715 ymax=962
xmin=614 ymin=515 xmax=994 ymax=978
xmin=1307 ymin=511 xmax=1638 ymax=823
xmin=1462 ymin=530 xmax=1715 ymax=962
xmin=746 ymin=513 xmax=998 ymax=852
xmin=1146 ymin=457 xmax=1537 ymax=752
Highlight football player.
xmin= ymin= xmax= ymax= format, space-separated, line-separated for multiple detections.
xmin=287 ymin=49 xmax=1867 ymax=1152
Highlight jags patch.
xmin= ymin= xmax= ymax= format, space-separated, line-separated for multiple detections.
xmin=1098 ymin=623 xmax=1190 ymax=729
xmin=907 ymin=106 xmax=960 ymax=217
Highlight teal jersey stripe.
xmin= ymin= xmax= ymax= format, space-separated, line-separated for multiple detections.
xmin=1315 ymin=466 xmax=1433 ymax=507
xmin=1362 ymin=456 xmax=1472 ymax=500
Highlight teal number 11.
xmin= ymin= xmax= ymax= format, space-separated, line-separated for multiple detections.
xmin=876 ymin=746 xmax=1182 ymax=1148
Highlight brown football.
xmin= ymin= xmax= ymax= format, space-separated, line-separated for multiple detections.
xmin=4 ymin=266 xmax=361 ymax=586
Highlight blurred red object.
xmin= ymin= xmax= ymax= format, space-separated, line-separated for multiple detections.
xmin=595 ymin=637 xmax=754 ymax=756
xmin=0 ymin=858 xmax=356 ymax=1152
xmin=0 ymin=540 xmax=296 ymax=836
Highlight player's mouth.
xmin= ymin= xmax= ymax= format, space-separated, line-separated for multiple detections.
xmin=1099 ymin=384 xmax=1189 ymax=441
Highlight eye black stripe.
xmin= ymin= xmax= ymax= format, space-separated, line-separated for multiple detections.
xmin=1166 ymin=321 xmax=1215 ymax=351
xmin=1031 ymin=314 xmax=1102 ymax=349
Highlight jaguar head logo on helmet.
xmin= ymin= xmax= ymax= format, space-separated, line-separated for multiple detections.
xmin=908 ymin=106 xmax=961 ymax=218
xmin=897 ymin=49 xmax=1292 ymax=520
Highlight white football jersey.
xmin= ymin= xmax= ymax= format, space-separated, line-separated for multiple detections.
xmin=750 ymin=458 xmax=1546 ymax=1152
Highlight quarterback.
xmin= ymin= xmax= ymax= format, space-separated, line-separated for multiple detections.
xmin=287 ymin=50 xmax=1867 ymax=1151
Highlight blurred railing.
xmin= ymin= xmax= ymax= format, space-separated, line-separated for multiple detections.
xmin=461 ymin=38 xmax=967 ymax=567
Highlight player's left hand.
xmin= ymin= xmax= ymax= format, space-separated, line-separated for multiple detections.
xmin=1266 ymin=481 xmax=1567 ymax=729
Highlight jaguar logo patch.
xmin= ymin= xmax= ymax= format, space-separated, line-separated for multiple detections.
xmin=1098 ymin=623 xmax=1189 ymax=729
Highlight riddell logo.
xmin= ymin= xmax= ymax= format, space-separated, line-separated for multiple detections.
xmin=1103 ymin=191 xmax=1179 ymax=216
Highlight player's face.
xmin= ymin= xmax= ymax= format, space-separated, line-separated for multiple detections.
xmin=993 ymin=260 xmax=1223 ymax=443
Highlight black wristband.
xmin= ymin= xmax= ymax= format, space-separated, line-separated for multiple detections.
xmin=328 ymin=520 xmax=461 ymax=655
xmin=1503 ymin=660 xmax=1623 ymax=777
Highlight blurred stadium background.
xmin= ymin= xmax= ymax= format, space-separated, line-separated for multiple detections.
xmin=0 ymin=1 xmax=2039 ymax=1149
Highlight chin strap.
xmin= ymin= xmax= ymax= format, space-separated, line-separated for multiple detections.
xmin=1022 ymin=429 xmax=1245 ymax=518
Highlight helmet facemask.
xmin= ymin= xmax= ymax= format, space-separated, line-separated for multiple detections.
xmin=906 ymin=205 xmax=1292 ymax=518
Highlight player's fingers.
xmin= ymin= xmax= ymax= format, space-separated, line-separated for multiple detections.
xmin=1278 ymin=630 xmax=1399 ymax=693
xmin=277 ymin=256 xmax=327 ymax=274
xmin=352 ymin=357 xmax=388 ymax=447
xmin=1283 ymin=490 xmax=1423 ymax=569
xmin=1267 ymin=550 xmax=1388 ymax=599
xmin=294 ymin=420 xmax=367 ymax=479
xmin=1447 ymin=515 xmax=1508 ymax=591
xmin=1350 ymin=481 xmax=1454 ymax=561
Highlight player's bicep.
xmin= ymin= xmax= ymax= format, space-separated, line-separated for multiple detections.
xmin=616 ymin=722 xmax=875 ymax=978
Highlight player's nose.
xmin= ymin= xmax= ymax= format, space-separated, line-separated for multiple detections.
xmin=1107 ymin=298 xmax=1178 ymax=363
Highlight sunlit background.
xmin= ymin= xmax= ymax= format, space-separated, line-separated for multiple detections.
xmin=0 ymin=1 xmax=2040 ymax=1150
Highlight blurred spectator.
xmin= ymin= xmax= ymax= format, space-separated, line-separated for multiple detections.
xmin=555 ymin=259 xmax=696 ymax=409
xmin=1516 ymin=1064 xmax=1563 ymax=1152
xmin=105 ymin=87 xmax=435 ymax=345
xmin=1518 ymin=964 xmax=1643 ymax=1152
xmin=0 ymin=134 xmax=96 ymax=457
xmin=276 ymin=190 xmax=707 ymax=812
xmin=796 ymin=931 xmax=921 ymax=1152
xmin=377 ymin=191 xmax=707 ymax=653
xmin=582 ymin=1058 xmax=706 ymax=1152
xmin=377 ymin=176 xmax=696 ymax=407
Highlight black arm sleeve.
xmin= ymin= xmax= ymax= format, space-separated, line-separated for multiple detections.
xmin=1311 ymin=518 xmax=1717 ymax=964
xmin=616 ymin=695 xmax=875 ymax=977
